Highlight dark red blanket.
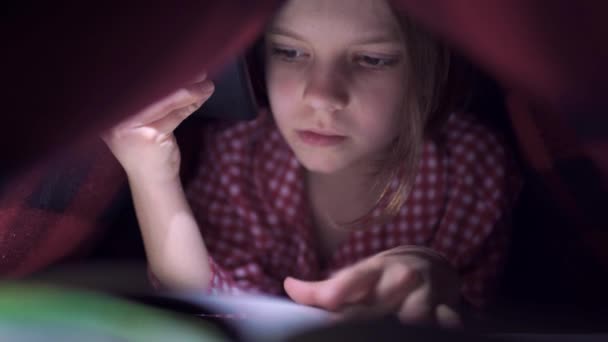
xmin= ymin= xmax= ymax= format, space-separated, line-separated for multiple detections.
xmin=2 ymin=0 xmax=607 ymax=287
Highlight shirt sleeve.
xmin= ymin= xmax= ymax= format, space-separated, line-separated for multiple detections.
xmin=205 ymin=257 xmax=247 ymax=294
xmin=430 ymin=116 xmax=522 ymax=308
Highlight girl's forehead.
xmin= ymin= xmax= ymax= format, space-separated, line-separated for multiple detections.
xmin=270 ymin=0 xmax=401 ymax=37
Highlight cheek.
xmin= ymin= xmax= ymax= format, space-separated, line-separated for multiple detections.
xmin=266 ymin=65 xmax=300 ymax=120
xmin=353 ymin=77 xmax=404 ymax=141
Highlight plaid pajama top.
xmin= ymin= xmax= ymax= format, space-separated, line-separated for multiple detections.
xmin=185 ymin=110 xmax=522 ymax=308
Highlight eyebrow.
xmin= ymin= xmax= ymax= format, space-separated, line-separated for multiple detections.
xmin=352 ymin=34 xmax=403 ymax=46
xmin=268 ymin=26 xmax=402 ymax=46
xmin=267 ymin=26 xmax=307 ymax=41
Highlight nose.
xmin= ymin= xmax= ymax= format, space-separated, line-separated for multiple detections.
xmin=302 ymin=65 xmax=349 ymax=113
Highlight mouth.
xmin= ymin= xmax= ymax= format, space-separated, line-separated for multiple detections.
xmin=295 ymin=130 xmax=347 ymax=147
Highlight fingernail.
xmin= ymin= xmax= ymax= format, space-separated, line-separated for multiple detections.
xmin=193 ymin=71 xmax=207 ymax=83
xmin=199 ymin=80 xmax=215 ymax=93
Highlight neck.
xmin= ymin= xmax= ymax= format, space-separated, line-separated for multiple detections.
xmin=306 ymin=162 xmax=382 ymax=225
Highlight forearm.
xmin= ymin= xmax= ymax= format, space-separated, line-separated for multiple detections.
xmin=128 ymin=173 xmax=211 ymax=291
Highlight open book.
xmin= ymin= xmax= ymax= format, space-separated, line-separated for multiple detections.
xmin=143 ymin=293 xmax=335 ymax=341
xmin=4 ymin=282 xmax=586 ymax=342
xmin=0 ymin=282 xmax=333 ymax=342
xmin=0 ymin=282 xmax=503 ymax=342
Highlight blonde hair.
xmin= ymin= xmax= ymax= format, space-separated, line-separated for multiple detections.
xmin=249 ymin=4 xmax=470 ymax=228
xmin=363 ymin=9 xmax=467 ymax=226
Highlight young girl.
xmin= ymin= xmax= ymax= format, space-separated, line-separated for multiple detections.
xmin=104 ymin=0 xmax=521 ymax=327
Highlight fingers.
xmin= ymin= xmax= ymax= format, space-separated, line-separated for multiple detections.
xmin=118 ymin=78 xmax=215 ymax=129
xmin=397 ymin=285 xmax=464 ymax=327
xmin=162 ymin=80 xmax=214 ymax=116
xmin=321 ymin=260 xmax=384 ymax=310
xmin=284 ymin=277 xmax=325 ymax=307
xmin=340 ymin=269 xmax=462 ymax=328
xmin=145 ymin=96 xmax=206 ymax=134
xmin=285 ymin=250 xmax=464 ymax=329
xmin=363 ymin=262 xmax=421 ymax=317
xmin=435 ymin=304 xmax=462 ymax=328
xmin=192 ymin=71 xmax=208 ymax=83
xmin=397 ymin=285 xmax=434 ymax=324
xmin=285 ymin=260 xmax=383 ymax=311
xmin=397 ymin=292 xmax=462 ymax=328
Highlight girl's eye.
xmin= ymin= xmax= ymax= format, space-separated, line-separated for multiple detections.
xmin=271 ymin=46 xmax=308 ymax=62
xmin=355 ymin=55 xmax=399 ymax=69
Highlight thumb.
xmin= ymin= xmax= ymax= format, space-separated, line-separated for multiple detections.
xmin=285 ymin=277 xmax=352 ymax=311
xmin=284 ymin=277 xmax=326 ymax=307
xmin=285 ymin=263 xmax=381 ymax=311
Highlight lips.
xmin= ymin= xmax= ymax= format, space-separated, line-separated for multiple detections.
xmin=296 ymin=130 xmax=347 ymax=147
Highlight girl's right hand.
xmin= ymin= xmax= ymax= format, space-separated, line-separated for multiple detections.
xmin=102 ymin=74 xmax=214 ymax=182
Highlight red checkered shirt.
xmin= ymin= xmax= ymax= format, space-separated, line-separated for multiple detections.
xmin=186 ymin=111 xmax=522 ymax=308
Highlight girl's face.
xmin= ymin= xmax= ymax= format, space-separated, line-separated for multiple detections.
xmin=265 ymin=0 xmax=407 ymax=175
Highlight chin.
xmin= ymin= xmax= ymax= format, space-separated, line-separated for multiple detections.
xmin=296 ymin=153 xmax=349 ymax=175
xmin=285 ymin=135 xmax=357 ymax=174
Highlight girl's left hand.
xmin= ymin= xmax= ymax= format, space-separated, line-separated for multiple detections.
xmin=284 ymin=246 xmax=462 ymax=328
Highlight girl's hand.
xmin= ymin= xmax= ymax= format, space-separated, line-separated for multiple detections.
xmin=284 ymin=246 xmax=462 ymax=328
xmin=102 ymin=74 xmax=214 ymax=182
